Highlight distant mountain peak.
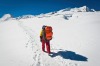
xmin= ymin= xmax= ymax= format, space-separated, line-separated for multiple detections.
xmin=13 ymin=6 xmax=96 ymax=20
xmin=0 ymin=14 xmax=13 ymax=21
xmin=70 ymin=6 xmax=95 ymax=12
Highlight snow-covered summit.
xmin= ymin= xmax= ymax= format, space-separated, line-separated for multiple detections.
xmin=0 ymin=14 xmax=13 ymax=21
xmin=14 ymin=6 xmax=95 ymax=20
xmin=34 ymin=6 xmax=95 ymax=18
xmin=57 ymin=6 xmax=95 ymax=13
xmin=0 ymin=6 xmax=95 ymax=21
xmin=70 ymin=6 xmax=95 ymax=12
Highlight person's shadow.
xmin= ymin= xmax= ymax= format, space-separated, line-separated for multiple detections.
xmin=50 ymin=50 xmax=88 ymax=61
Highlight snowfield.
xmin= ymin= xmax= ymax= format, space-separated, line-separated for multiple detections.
xmin=0 ymin=6 xmax=100 ymax=66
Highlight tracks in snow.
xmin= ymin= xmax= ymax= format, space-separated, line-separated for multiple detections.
xmin=18 ymin=21 xmax=42 ymax=66
xmin=18 ymin=21 xmax=79 ymax=66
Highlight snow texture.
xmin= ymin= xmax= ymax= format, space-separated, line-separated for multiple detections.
xmin=0 ymin=6 xmax=100 ymax=66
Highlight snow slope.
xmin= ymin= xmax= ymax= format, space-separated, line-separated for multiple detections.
xmin=0 ymin=6 xmax=100 ymax=66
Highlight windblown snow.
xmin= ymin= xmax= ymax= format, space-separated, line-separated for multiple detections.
xmin=0 ymin=6 xmax=100 ymax=66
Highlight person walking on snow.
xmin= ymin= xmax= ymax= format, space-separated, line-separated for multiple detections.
xmin=40 ymin=25 xmax=53 ymax=55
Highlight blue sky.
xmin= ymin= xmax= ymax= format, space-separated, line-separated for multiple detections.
xmin=0 ymin=0 xmax=100 ymax=17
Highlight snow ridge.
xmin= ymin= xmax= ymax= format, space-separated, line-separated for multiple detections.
xmin=0 ymin=14 xmax=13 ymax=21
xmin=0 ymin=6 xmax=96 ymax=21
xmin=17 ymin=6 xmax=95 ymax=19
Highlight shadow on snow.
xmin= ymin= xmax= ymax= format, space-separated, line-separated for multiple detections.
xmin=50 ymin=50 xmax=88 ymax=61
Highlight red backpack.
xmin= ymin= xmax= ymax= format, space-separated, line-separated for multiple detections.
xmin=45 ymin=26 xmax=53 ymax=40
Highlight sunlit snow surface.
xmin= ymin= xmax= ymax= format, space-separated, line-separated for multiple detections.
xmin=0 ymin=6 xmax=100 ymax=66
